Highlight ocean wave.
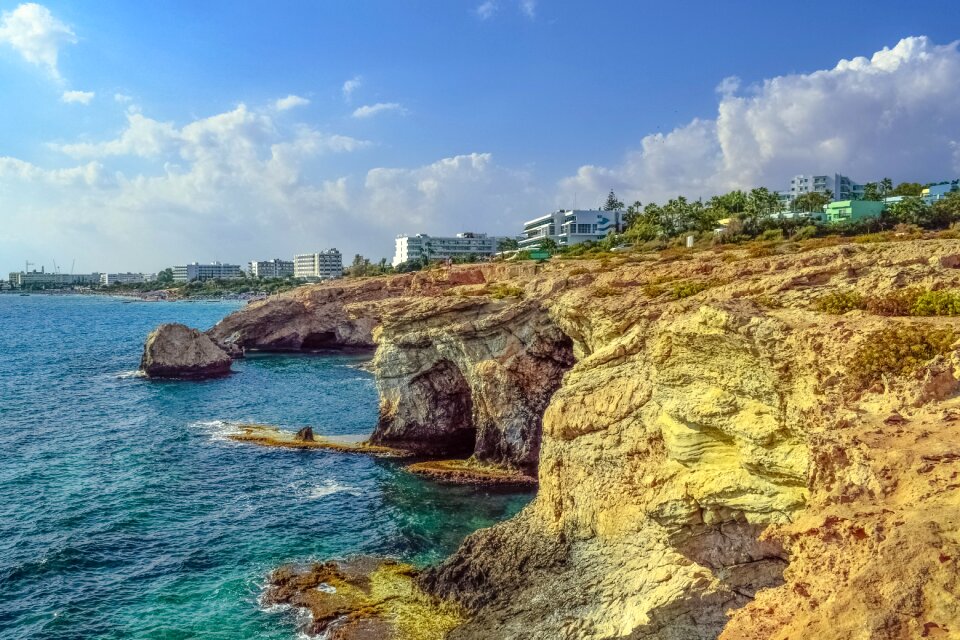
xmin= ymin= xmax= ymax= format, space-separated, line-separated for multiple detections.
xmin=114 ymin=369 xmax=146 ymax=379
xmin=304 ymin=480 xmax=363 ymax=500
xmin=188 ymin=419 xmax=245 ymax=440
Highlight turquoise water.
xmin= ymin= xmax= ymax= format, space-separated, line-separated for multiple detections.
xmin=0 ymin=295 xmax=531 ymax=639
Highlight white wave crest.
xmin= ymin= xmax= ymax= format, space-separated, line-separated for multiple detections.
xmin=188 ymin=419 xmax=245 ymax=441
xmin=115 ymin=370 xmax=146 ymax=379
xmin=305 ymin=480 xmax=363 ymax=500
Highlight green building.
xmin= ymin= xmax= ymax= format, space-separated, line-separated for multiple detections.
xmin=822 ymin=199 xmax=885 ymax=224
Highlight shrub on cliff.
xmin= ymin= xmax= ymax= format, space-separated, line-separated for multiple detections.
xmin=911 ymin=290 xmax=960 ymax=316
xmin=814 ymin=291 xmax=865 ymax=314
xmin=489 ymin=283 xmax=524 ymax=299
xmin=670 ymin=280 xmax=713 ymax=299
xmin=848 ymin=324 xmax=958 ymax=391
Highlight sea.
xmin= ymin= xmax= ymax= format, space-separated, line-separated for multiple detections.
xmin=0 ymin=294 xmax=532 ymax=639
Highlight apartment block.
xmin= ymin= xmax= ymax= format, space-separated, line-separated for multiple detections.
xmin=249 ymin=259 xmax=294 ymax=278
xmin=294 ymin=249 xmax=343 ymax=280
xmin=172 ymin=262 xmax=244 ymax=282
xmin=519 ymin=210 xmax=623 ymax=250
xmin=392 ymin=232 xmax=505 ymax=267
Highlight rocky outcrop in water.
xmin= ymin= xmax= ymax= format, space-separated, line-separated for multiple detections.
xmin=140 ymin=323 xmax=232 ymax=378
xmin=263 ymin=557 xmax=462 ymax=639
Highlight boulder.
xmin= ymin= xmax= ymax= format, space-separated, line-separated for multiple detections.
xmin=295 ymin=427 xmax=314 ymax=442
xmin=140 ymin=323 xmax=233 ymax=378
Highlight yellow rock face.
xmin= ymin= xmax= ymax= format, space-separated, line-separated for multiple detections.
xmin=212 ymin=238 xmax=960 ymax=639
xmin=418 ymin=239 xmax=960 ymax=640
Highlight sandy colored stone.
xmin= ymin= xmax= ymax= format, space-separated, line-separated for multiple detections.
xmin=140 ymin=322 xmax=233 ymax=378
xmin=170 ymin=238 xmax=960 ymax=638
xmin=405 ymin=458 xmax=537 ymax=487
xmin=228 ymin=423 xmax=412 ymax=457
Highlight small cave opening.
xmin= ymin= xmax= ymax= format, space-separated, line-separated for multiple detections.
xmin=300 ymin=331 xmax=339 ymax=350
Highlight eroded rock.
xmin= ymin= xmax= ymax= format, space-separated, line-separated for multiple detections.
xmin=263 ymin=557 xmax=463 ymax=640
xmin=140 ymin=323 xmax=233 ymax=378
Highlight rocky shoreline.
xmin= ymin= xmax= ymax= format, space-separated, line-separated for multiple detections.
xmin=142 ymin=239 xmax=960 ymax=639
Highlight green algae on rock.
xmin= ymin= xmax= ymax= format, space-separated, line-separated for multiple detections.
xmin=405 ymin=458 xmax=537 ymax=488
xmin=263 ymin=557 xmax=464 ymax=640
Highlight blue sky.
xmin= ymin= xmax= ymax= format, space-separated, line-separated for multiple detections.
xmin=1 ymin=1 xmax=959 ymax=272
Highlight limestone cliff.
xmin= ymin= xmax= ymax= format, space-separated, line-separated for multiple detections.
xmin=422 ymin=239 xmax=960 ymax=640
xmin=367 ymin=295 xmax=573 ymax=468
xmin=167 ymin=238 xmax=960 ymax=638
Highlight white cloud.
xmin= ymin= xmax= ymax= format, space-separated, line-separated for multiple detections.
xmin=352 ymin=102 xmax=406 ymax=119
xmin=0 ymin=102 xmax=416 ymax=270
xmin=114 ymin=93 xmax=133 ymax=103
xmin=61 ymin=89 xmax=94 ymax=104
xmin=342 ymin=75 xmax=363 ymax=100
xmin=274 ymin=94 xmax=310 ymax=111
xmin=559 ymin=36 xmax=960 ymax=207
xmin=0 ymin=3 xmax=76 ymax=78
xmin=475 ymin=1 xmax=498 ymax=20
xmin=0 ymin=111 xmax=536 ymax=270
xmin=519 ymin=0 xmax=536 ymax=18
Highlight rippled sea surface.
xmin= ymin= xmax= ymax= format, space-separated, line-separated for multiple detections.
xmin=0 ymin=295 xmax=531 ymax=639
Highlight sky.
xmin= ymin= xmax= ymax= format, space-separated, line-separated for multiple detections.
xmin=1 ymin=1 xmax=959 ymax=273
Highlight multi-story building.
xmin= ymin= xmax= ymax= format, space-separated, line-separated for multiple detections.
xmin=100 ymin=272 xmax=147 ymax=286
xmin=922 ymin=181 xmax=959 ymax=204
xmin=172 ymin=262 xmax=244 ymax=282
xmin=294 ymin=250 xmax=343 ymax=280
xmin=8 ymin=270 xmax=101 ymax=289
xmin=519 ymin=210 xmax=623 ymax=250
xmin=782 ymin=173 xmax=864 ymax=204
xmin=249 ymin=259 xmax=294 ymax=279
xmin=822 ymin=200 xmax=885 ymax=225
xmin=392 ymin=232 xmax=505 ymax=267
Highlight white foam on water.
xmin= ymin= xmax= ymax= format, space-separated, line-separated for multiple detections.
xmin=188 ymin=419 xmax=245 ymax=441
xmin=315 ymin=582 xmax=337 ymax=594
xmin=305 ymin=481 xmax=363 ymax=500
xmin=114 ymin=369 xmax=146 ymax=379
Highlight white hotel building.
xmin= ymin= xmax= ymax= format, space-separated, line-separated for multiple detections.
xmin=172 ymin=262 xmax=244 ymax=282
xmin=100 ymin=272 xmax=151 ymax=286
xmin=294 ymin=249 xmax=343 ymax=280
xmin=519 ymin=210 xmax=624 ymax=250
xmin=249 ymin=259 xmax=294 ymax=279
xmin=780 ymin=173 xmax=865 ymax=204
xmin=392 ymin=232 xmax=504 ymax=267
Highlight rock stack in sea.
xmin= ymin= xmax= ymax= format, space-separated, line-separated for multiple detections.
xmin=140 ymin=322 xmax=233 ymax=378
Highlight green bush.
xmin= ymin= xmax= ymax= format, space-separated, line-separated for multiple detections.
xmin=489 ymin=283 xmax=524 ymax=299
xmin=670 ymin=280 xmax=713 ymax=299
xmin=758 ymin=229 xmax=784 ymax=242
xmin=848 ymin=324 xmax=958 ymax=390
xmin=911 ymin=290 xmax=960 ymax=316
xmin=643 ymin=283 xmax=665 ymax=298
xmin=813 ymin=291 xmax=866 ymax=314
xmin=792 ymin=225 xmax=818 ymax=241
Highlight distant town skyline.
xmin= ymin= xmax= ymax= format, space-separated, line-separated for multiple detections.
xmin=1 ymin=1 xmax=960 ymax=273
